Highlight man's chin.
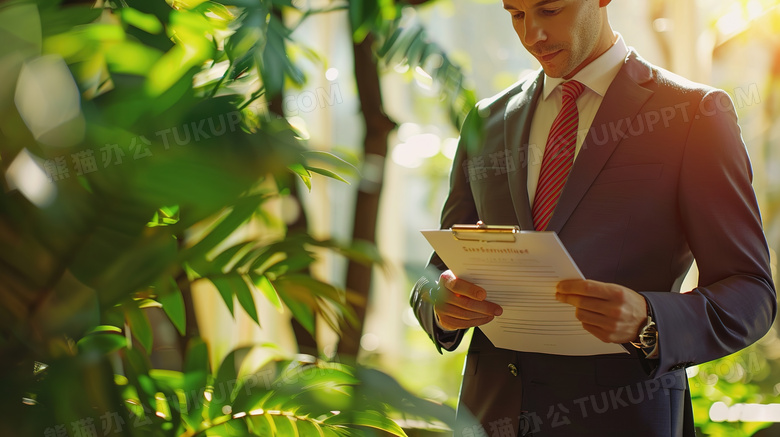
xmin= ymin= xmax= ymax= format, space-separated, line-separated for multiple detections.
xmin=541 ymin=66 xmax=566 ymax=78
xmin=541 ymin=62 xmax=580 ymax=79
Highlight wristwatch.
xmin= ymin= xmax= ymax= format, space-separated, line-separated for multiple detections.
xmin=630 ymin=303 xmax=659 ymax=359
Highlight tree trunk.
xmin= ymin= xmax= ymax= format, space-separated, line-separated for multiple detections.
xmin=337 ymin=34 xmax=396 ymax=358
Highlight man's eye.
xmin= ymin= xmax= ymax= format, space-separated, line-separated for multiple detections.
xmin=541 ymin=8 xmax=561 ymax=15
xmin=511 ymin=11 xmax=524 ymax=19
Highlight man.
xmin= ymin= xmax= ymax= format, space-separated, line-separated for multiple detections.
xmin=409 ymin=0 xmax=776 ymax=436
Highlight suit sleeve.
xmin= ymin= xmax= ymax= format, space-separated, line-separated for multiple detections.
xmin=640 ymin=89 xmax=776 ymax=376
xmin=409 ymin=107 xmax=483 ymax=353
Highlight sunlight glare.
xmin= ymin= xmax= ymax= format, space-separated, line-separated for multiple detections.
xmin=14 ymin=55 xmax=85 ymax=147
xmin=5 ymin=149 xmax=56 ymax=207
xmin=716 ymin=4 xmax=747 ymax=36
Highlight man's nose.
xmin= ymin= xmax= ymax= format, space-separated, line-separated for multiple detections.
xmin=522 ymin=17 xmax=547 ymax=46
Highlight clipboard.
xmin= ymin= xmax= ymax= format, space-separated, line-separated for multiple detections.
xmin=451 ymin=221 xmax=520 ymax=242
xmin=421 ymin=223 xmax=626 ymax=356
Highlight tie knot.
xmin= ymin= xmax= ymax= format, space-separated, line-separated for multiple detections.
xmin=561 ymin=80 xmax=585 ymax=101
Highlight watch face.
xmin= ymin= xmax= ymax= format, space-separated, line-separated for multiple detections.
xmin=639 ymin=323 xmax=658 ymax=348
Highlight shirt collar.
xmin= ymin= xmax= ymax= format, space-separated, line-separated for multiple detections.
xmin=542 ymin=32 xmax=629 ymax=100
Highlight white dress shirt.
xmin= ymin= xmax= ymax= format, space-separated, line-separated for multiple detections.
xmin=526 ymin=33 xmax=629 ymax=206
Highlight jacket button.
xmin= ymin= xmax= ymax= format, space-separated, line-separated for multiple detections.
xmin=508 ymin=363 xmax=518 ymax=376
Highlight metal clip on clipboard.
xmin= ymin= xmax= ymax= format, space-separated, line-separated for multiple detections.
xmin=450 ymin=221 xmax=520 ymax=242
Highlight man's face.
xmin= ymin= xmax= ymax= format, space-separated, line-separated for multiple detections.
xmin=502 ymin=0 xmax=606 ymax=78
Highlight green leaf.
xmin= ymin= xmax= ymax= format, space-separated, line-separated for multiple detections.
xmin=319 ymin=238 xmax=384 ymax=268
xmin=149 ymin=369 xmax=186 ymax=391
xmin=376 ymin=22 xmax=401 ymax=58
xmin=146 ymin=44 xmax=205 ymax=96
xmin=209 ymin=347 xmax=252 ymax=420
xmin=186 ymin=194 xmax=267 ymax=267
xmin=39 ymin=5 xmax=103 ymax=37
xmin=248 ymin=235 xmax=317 ymax=274
xmin=184 ymin=337 xmax=210 ymax=375
xmin=270 ymin=0 xmax=296 ymax=9
xmin=77 ymin=330 xmax=127 ymax=355
xmin=355 ymin=368 xmax=459 ymax=428
xmin=302 ymin=150 xmax=359 ymax=175
xmin=288 ymin=163 xmax=311 ymax=191
xmin=209 ymin=275 xmax=236 ymax=316
xmin=382 ymin=26 xmax=422 ymax=65
xmin=158 ymin=277 xmax=187 ymax=336
xmin=182 ymin=338 xmax=209 ymax=429
xmin=259 ymin=363 xmax=360 ymax=415
xmin=269 ymin=414 xmax=297 ymax=436
xmin=285 ymin=387 xmax=354 ymax=418
xmin=251 ymin=273 xmax=283 ymax=311
xmin=226 ymin=10 xmax=266 ymax=62
xmin=123 ymin=347 xmax=156 ymax=414
xmin=0 ymin=3 xmax=41 ymax=58
xmin=85 ymin=325 xmax=123 ymax=335
xmin=202 ymin=420 xmax=252 ymax=436
xmin=274 ymin=278 xmax=316 ymax=335
xmin=306 ymin=166 xmax=349 ymax=184
xmin=319 ymin=425 xmax=345 ymax=437
xmin=248 ymin=414 xmax=275 ymax=435
xmin=296 ymin=418 xmax=328 ymax=437
xmin=147 ymin=204 xmax=181 ymax=227
xmin=264 ymin=251 xmax=317 ymax=277
xmin=120 ymin=7 xmax=164 ymax=34
xmin=124 ymin=300 xmax=153 ymax=352
xmin=82 ymin=23 xmax=127 ymax=41
xmin=349 ymin=0 xmax=379 ymax=42
xmin=137 ymin=298 xmax=162 ymax=309
xmin=201 ymin=2 xmax=234 ymax=21
xmin=71 ymin=223 xmax=179 ymax=309
xmin=375 ymin=20 xmax=476 ymax=130
xmin=280 ymin=274 xmax=344 ymax=304
xmin=405 ymin=35 xmax=427 ymax=66
xmin=209 ymin=274 xmax=259 ymax=325
xmin=211 ymin=241 xmax=256 ymax=274
xmin=258 ymin=16 xmax=288 ymax=98
xmin=232 ymin=274 xmax=260 ymax=326
xmin=324 ymin=411 xmax=406 ymax=437
xmin=147 ymin=370 xmax=186 ymax=430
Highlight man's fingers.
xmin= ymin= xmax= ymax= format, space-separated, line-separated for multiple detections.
xmin=573 ymin=307 xmax=612 ymax=327
xmin=555 ymin=293 xmax=609 ymax=314
xmin=556 ymin=279 xmax=616 ymax=300
xmin=439 ymin=271 xmax=486 ymax=301
xmin=449 ymin=293 xmax=503 ymax=315
xmin=579 ymin=322 xmax=610 ymax=343
xmin=432 ymin=271 xmax=502 ymax=321
xmin=437 ymin=313 xmax=495 ymax=330
xmin=439 ymin=301 xmax=501 ymax=319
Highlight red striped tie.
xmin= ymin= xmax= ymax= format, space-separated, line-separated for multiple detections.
xmin=533 ymin=80 xmax=586 ymax=231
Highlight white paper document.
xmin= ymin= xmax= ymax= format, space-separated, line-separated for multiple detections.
xmin=422 ymin=228 xmax=627 ymax=356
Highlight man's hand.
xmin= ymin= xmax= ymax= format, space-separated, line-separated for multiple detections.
xmin=425 ymin=270 xmax=503 ymax=331
xmin=555 ymin=279 xmax=647 ymax=344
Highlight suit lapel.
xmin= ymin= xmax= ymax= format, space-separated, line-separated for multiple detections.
xmin=505 ymin=70 xmax=544 ymax=230
xmin=545 ymin=52 xmax=655 ymax=233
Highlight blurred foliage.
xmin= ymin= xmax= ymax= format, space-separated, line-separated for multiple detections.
xmin=689 ymin=342 xmax=780 ymax=436
xmin=0 ymin=0 xmax=473 ymax=434
xmin=688 ymin=3 xmax=780 ymax=434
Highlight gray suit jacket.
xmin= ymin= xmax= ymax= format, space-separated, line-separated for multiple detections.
xmin=410 ymin=50 xmax=776 ymax=436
